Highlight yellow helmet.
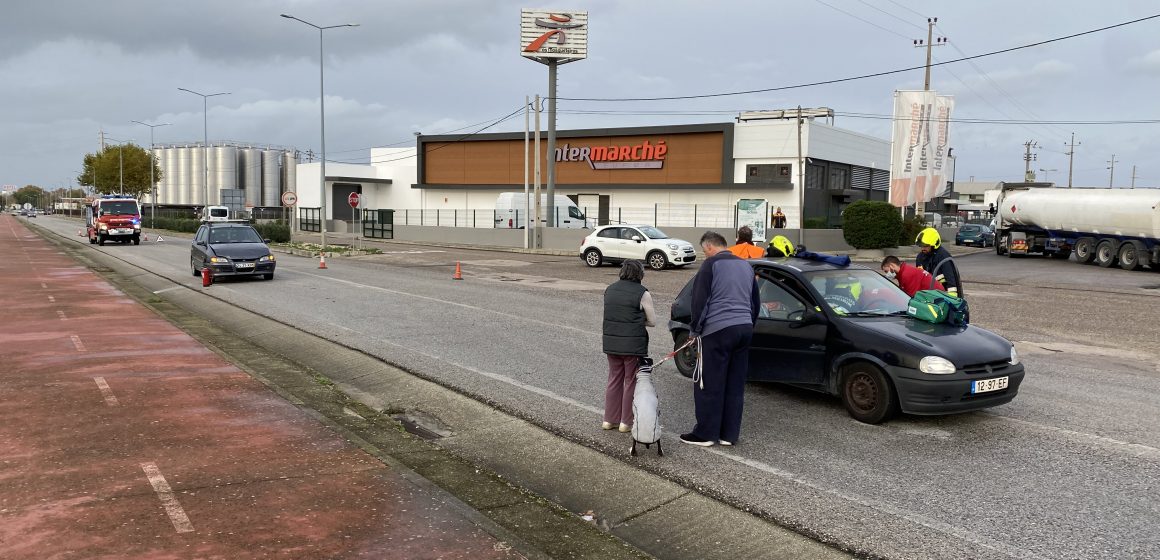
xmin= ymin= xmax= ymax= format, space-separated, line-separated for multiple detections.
xmin=767 ymin=235 xmax=796 ymax=258
xmin=916 ymin=227 xmax=942 ymax=249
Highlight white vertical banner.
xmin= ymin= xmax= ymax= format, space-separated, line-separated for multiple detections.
xmin=927 ymin=95 xmax=955 ymax=201
xmin=889 ymin=90 xmax=935 ymax=207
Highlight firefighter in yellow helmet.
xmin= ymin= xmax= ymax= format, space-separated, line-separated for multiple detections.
xmin=915 ymin=227 xmax=962 ymax=297
xmin=765 ymin=235 xmax=797 ymax=258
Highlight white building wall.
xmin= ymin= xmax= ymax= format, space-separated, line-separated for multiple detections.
xmin=804 ymin=122 xmax=890 ymax=170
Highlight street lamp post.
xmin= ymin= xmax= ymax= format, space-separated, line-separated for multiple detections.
xmin=178 ymin=88 xmax=230 ymax=212
xmin=281 ymin=13 xmax=358 ymax=269
xmin=132 ymin=120 xmax=171 ymax=228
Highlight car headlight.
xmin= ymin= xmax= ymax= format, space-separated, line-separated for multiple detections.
xmin=1009 ymin=346 xmax=1020 ymax=365
xmin=133 ymin=224 xmax=141 ymax=230
xmin=667 ymin=243 xmax=679 ymax=250
xmin=209 ymin=256 xmax=229 ymax=263
xmin=98 ymin=223 xmax=108 ymax=230
xmin=919 ymin=356 xmax=956 ymax=375
xmin=259 ymin=254 xmax=275 ymax=262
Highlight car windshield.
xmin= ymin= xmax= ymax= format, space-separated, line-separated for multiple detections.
xmin=637 ymin=226 xmax=668 ymax=239
xmin=960 ymin=225 xmax=983 ymax=233
xmin=804 ymin=269 xmax=911 ymax=316
xmin=209 ymin=227 xmax=264 ymax=244
xmin=100 ymin=201 xmax=139 ymax=215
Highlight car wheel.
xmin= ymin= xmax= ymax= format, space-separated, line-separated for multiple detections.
xmin=1119 ymin=243 xmax=1142 ymax=271
xmin=673 ymin=330 xmax=697 ymax=379
xmin=646 ymin=250 xmax=667 ymax=270
xmin=1095 ymin=240 xmax=1117 ymax=268
xmin=1074 ymin=238 xmax=1096 ymax=264
xmin=97 ymin=234 xmax=105 ymax=246
xmin=132 ymin=235 xmax=140 ymax=246
xmin=840 ymin=363 xmax=898 ymax=424
xmin=583 ymin=248 xmax=602 ymax=267
xmin=263 ymin=272 xmax=274 ymax=281
xmin=192 ymin=258 xmax=202 ymax=277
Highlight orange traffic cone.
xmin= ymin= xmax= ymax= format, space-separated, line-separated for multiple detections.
xmin=77 ymin=228 xmax=84 ymax=236
xmin=142 ymin=233 xmax=149 ymax=241
xmin=318 ymin=253 xmax=328 ymax=270
xmin=452 ymin=261 xmax=463 ymax=280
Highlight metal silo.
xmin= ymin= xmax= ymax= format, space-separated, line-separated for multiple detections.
xmin=261 ymin=149 xmax=281 ymax=207
xmin=239 ymin=148 xmax=262 ymax=207
xmin=281 ymin=151 xmax=297 ymax=205
xmin=191 ymin=145 xmax=206 ymax=207
xmin=157 ymin=147 xmax=172 ymax=204
xmin=212 ymin=145 xmax=238 ymax=206
xmin=175 ymin=147 xmax=191 ymax=206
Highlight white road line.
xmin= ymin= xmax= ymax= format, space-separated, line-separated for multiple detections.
xmin=93 ymin=377 xmax=119 ymax=406
xmin=296 ymin=270 xmax=601 ymax=338
xmin=47 ymin=295 xmax=56 ymax=303
xmin=152 ymin=286 xmax=182 ymax=295
xmin=984 ymin=412 xmax=1160 ymax=461
xmin=70 ymin=335 xmax=86 ymax=352
xmin=140 ymin=462 xmax=194 ymax=533
xmin=56 ymin=310 xmax=67 ymax=321
xmin=40 ymin=282 xmax=48 ymax=289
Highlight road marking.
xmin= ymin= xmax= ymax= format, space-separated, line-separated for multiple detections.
xmin=93 ymin=377 xmax=119 ymax=406
xmin=140 ymin=462 xmax=194 ymax=533
xmin=152 ymin=286 xmax=182 ymax=295
xmin=47 ymin=295 xmax=56 ymax=303
xmin=984 ymin=412 xmax=1160 ymax=461
xmin=56 ymin=310 xmax=67 ymax=321
xmin=296 ymin=271 xmax=601 ymax=338
xmin=70 ymin=335 xmax=86 ymax=352
xmin=40 ymin=282 xmax=48 ymax=289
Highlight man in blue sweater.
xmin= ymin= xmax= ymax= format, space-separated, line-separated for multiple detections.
xmin=681 ymin=231 xmax=761 ymax=447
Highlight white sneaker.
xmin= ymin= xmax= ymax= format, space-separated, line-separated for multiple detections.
xmin=718 ymin=440 xmax=733 ymax=446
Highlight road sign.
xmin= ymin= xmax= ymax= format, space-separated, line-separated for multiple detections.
xmin=23 ymin=203 xmax=32 ymax=210
xmin=348 ymin=192 xmax=360 ymax=208
xmin=281 ymin=191 xmax=298 ymax=207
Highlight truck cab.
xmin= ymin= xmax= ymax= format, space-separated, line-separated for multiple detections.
xmin=86 ymin=195 xmax=142 ymax=246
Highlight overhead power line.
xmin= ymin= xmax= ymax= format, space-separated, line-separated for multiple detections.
xmin=327 ymin=104 xmax=528 ymax=165
xmin=559 ymin=13 xmax=1160 ymax=102
xmin=553 ymin=108 xmax=1160 ymax=125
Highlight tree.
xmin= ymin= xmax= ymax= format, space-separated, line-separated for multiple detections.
xmin=13 ymin=185 xmax=48 ymax=208
xmin=77 ymin=143 xmax=163 ymax=200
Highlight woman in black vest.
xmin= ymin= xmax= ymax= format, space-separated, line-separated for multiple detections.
xmin=602 ymin=260 xmax=657 ymax=432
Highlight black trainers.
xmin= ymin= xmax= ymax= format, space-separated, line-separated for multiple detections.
xmin=679 ymin=433 xmax=714 ymax=447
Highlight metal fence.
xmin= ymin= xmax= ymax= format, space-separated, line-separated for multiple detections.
xmin=362 ymin=209 xmax=395 ymax=239
xmin=394 ymin=203 xmax=741 ymax=229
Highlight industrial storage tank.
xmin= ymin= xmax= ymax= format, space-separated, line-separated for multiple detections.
xmin=191 ymin=145 xmax=206 ymax=207
xmin=261 ymin=149 xmax=282 ymax=207
xmin=162 ymin=147 xmax=176 ymax=205
xmin=156 ymin=147 xmax=171 ymax=204
xmin=281 ymin=151 xmax=297 ymax=205
xmin=239 ymin=148 xmax=263 ymax=207
xmin=175 ymin=147 xmax=191 ymax=206
xmin=212 ymin=145 xmax=238 ymax=206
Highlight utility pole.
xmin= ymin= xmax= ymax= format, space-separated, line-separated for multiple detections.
xmin=796 ymin=106 xmax=804 ymax=245
xmin=1023 ymin=141 xmax=1038 ymax=181
xmin=1130 ymin=165 xmax=1137 ymax=189
xmin=1064 ymin=132 xmax=1080 ymax=188
xmin=1107 ymin=155 xmax=1118 ymax=188
xmin=913 ymin=17 xmax=946 ymax=218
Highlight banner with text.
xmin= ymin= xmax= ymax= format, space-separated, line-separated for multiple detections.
xmin=889 ymin=91 xmax=954 ymax=207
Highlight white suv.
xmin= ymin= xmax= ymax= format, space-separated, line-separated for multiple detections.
xmin=580 ymin=225 xmax=697 ymax=270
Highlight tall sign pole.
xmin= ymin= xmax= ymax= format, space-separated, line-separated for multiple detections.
xmin=521 ymin=9 xmax=588 ymax=231
xmin=912 ymin=18 xmax=946 ymax=219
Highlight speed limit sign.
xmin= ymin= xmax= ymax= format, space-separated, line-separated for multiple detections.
xmin=281 ymin=191 xmax=298 ymax=207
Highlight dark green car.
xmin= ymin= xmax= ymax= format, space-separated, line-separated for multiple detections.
xmin=955 ymin=224 xmax=994 ymax=247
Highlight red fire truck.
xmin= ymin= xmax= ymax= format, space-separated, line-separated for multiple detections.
xmin=86 ymin=195 xmax=142 ymax=246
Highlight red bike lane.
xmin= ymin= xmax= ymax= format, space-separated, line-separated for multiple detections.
xmin=0 ymin=215 xmax=523 ymax=558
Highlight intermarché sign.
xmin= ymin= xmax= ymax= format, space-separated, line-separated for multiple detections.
xmin=554 ymin=140 xmax=667 ymax=170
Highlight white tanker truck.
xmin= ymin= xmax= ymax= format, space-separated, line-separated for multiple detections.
xmin=994 ymin=185 xmax=1160 ymax=271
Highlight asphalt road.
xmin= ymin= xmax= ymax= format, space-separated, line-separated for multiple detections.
xmin=31 ymin=216 xmax=1160 ymax=560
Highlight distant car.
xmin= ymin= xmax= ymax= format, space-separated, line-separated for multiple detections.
xmin=955 ymin=224 xmax=994 ymax=247
xmin=190 ymin=222 xmax=276 ymax=280
xmin=579 ymin=224 xmax=696 ymax=270
xmin=668 ymin=258 xmax=1024 ymax=423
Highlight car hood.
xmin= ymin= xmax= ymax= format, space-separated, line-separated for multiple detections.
xmin=845 ymin=317 xmax=1013 ymax=366
xmin=208 ymin=243 xmax=270 ymax=259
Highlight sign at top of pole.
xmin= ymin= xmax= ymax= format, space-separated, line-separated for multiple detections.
xmin=520 ymin=9 xmax=588 ymax=62
xmin=347 ymin=192 xmax=360 ymax=208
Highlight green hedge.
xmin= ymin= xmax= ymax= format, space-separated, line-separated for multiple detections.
xmin=152 ymin=217 xmax=201 ymax=233
xmin=841 ymin=201 xmax=903 ymax=249
xmin=899 ymin=216 xmax=925 ymax=247
xmin=253 ymin=222 xmax=290 ymax=243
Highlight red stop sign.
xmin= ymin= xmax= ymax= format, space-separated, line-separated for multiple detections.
xmin=348 ymin=192 xmax=360 ymax=208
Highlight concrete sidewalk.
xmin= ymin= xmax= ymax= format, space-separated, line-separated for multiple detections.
xmin=0 ymin=214 xmax=639 ymax=559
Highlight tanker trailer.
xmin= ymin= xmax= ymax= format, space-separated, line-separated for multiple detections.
xmin=995 ymin=186 xmax=1160 ymax=271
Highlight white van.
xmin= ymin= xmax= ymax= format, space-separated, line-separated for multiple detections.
xmin=495 ymin=192 xmax=590 ymax=229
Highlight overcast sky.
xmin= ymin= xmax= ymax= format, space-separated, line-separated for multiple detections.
xmin=3 ymin=0 xmax=1159 ymax=191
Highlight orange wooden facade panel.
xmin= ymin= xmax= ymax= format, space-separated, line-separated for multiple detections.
xmin=423 ymin=131 xmax=724 ymax=185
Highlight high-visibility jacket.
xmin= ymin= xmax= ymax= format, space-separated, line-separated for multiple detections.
xmin=728 ymin=243 xmax=766 ymax=259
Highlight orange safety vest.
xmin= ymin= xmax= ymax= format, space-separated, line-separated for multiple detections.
xmin=728 ymin=243 xmax=766 ymax=259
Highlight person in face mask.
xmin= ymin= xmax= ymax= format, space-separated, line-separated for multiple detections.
xmin=881 ymin=255 xmax=944 ymax=297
